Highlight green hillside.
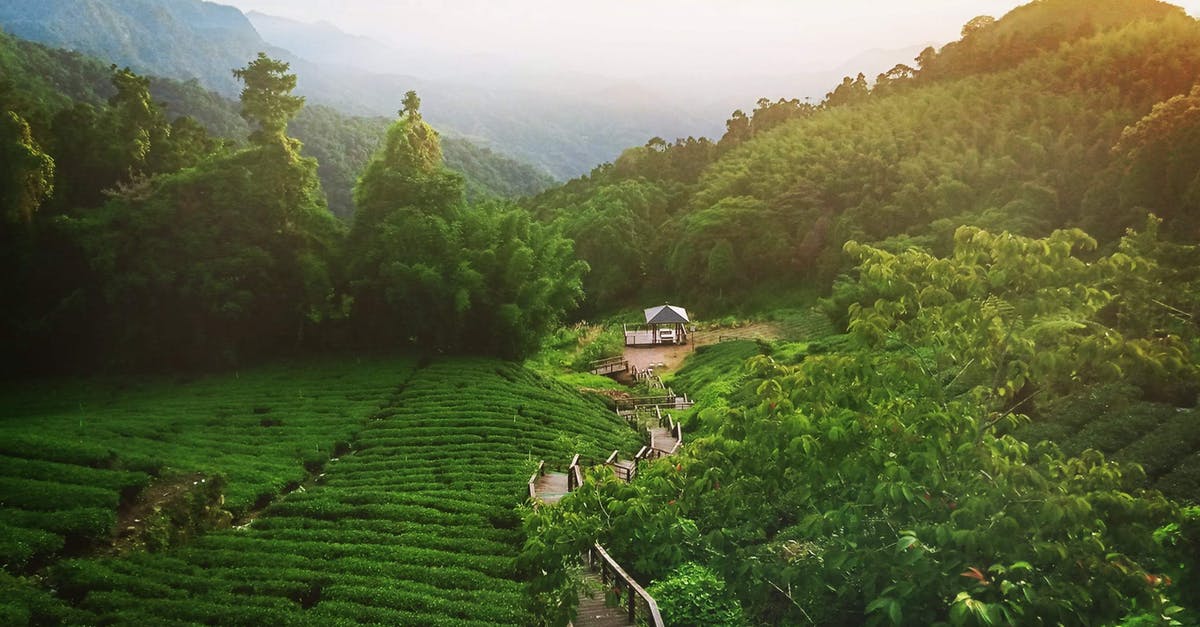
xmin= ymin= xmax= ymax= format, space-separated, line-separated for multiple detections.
xmin=0 ymin=357 xmax=638 ymax=624
xmin=516 ymin=2 xmax=1200 ymax=624
xmin=0 ymin=30 xmax=554 ymax=219
xmin=527 ymin=0 xmax=1200 ymax=309
xmin=0 ymin=0 xmax=263 ymax=95
xmin=3 ymin=0 xmax=1200 ymax=624
xmin=531 ymin=224 xmax=1199 ymax=625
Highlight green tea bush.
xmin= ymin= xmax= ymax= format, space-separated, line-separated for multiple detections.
xmin=1157 ymin=452 xmax=1200 ymax=502
xmin=1115 ymin=409 xmax=1200 ymax=478
xmin=0 ymin=523 xmax=63 ymax=570
xmin=1060 ymin=403 xmax=1177 ymax=457
xmin=0 ymin=508 xmax=116 ymax=546
xmin=0 ymin=456 xmax=148 ymax=494
xmin=0 ymin=477 xmax=120 ymax=511
xmin=0 ymin=572 xmax=89 ymax=626
xmin=29 ymin=357 xmax=639 ymax=625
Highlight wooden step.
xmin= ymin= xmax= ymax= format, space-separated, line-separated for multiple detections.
xmin=649 ymin=427 xmax=679 ymax=454
xmin=571 ymin=572 xmax=632 ymax=627
xmin=533 ymin=471 xmax=570 ymax=504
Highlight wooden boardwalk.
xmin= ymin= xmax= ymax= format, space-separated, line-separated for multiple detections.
xmin=648 ymin=426 xmax=679 ymax=456
xmin=609 ymin=459 xmax=636 ymax=482
xmin=589 ymin=356 xmax=630 ymax=377
xmin=623 ymin=329 xmax=688 ymax=347
xmin=573 ymin=572 xmax=632 ymax=627
xmin=533 ymin=471 xmax=570 ymax=505
xmin=529 ymin=411 xmax=683 ymax=626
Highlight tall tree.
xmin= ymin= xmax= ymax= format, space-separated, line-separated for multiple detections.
xmin=106 ymin=66 xmax=167 ymax=176
xmin=0 ymin=110 xmax=54 ymax=225
xmin=347 ymin=94 xmax=584 ymax=358
xmin=232 ymin=53 xmax=305 ymax=144
xmin=70 ymin=54 xmax=342 ymax=368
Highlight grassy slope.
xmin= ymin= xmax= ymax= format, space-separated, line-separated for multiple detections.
xmin=0 ymin=357 xmax=639 ymax=624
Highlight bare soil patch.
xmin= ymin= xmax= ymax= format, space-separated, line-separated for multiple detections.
xmin=623 ymin=322 xmax=785 ymax=376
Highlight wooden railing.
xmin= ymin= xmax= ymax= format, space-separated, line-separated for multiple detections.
xmin=528 ymin=460 xmax=546 ymax=500
xmin=639 ymin=410 xmax=682 ymax=459
xmin=589 ymin=356 xmax=630 ymax=376
xmin=631 ymin=367 xmax=667 ymax=390
xmin=662 ymin=412 xmax=684 ymax=445
xmin=605 ymin=450 xmax=638 ymax=482
xmin=567 ymin=454 xmax=583 ymax=491
xmin=615 ymin=392 xmax=693 ymax=413
xmin=586 ymin=543 xmax=664 ymax=627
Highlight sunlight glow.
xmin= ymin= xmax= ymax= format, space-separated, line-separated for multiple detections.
xmin=221 ymin=0 xmax=1200 ymax=78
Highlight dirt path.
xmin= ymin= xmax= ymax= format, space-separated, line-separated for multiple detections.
xmin=111 ymin=472 xmax=223 ymax=554
xmin=622 ymin=322 xmax=784 ymax=376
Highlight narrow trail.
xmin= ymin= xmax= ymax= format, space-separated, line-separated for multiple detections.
xmin=529 ymin=406 xmax=685 ymax=627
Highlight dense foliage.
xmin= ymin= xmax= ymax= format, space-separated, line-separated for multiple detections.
xmin=0 ymin=35 xmax=574 ymax=371
xmin=57 ymin=55 xmax=342 ymax=369
xmin=527 ymin=0 xmax=1200 ymax=313
xmin=346 ymin=94 xmax=586 ymax=359
xmin=525 ymin=225 xmax=1199 ymax=625
xmin=4 ymin=1 xmax=1200 ymax=625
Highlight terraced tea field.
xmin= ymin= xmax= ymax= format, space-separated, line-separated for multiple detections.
xmin=1017 ymin=385 xmax=1200 ymax=502
xmin=1 ymin=357 xmax=639 ymax=624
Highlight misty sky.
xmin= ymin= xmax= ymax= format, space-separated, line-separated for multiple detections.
xmin=222 ymin=0 xmax=1200 ymax=78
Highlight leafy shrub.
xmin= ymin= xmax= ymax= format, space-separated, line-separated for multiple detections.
xmin=646 ymin=562 xmax=746 ymax=627
xmin=571 ymin=326 xmax=625 ymax=372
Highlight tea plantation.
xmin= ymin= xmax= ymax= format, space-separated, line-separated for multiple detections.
xmin=0 ymin=357 xmax=639 ymax=624
xmin=1017 ymin=383 xmax=1200 ymax=501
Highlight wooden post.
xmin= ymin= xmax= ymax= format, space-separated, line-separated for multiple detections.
xmin=627 ymin=582 xmax=636 ymax=622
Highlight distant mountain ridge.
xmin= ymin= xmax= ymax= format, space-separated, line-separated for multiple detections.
xmin=0 ymin=0 xmax=711 ymax=178
xmin=0 ymin=0 xmax=264 ymax=95
xmin=241 ymin=10 xmax=713 ymax=179
xmin=245 ymin=10 xmax=423 ymax=77
xmin=0 ymin=29 xmax=555 ymax=217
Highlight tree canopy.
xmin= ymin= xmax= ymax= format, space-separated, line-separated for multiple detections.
xmin=347 ymin=94 xmax=585 ymax=359
xmin=232 ymin=52 xmax=305 ymax=143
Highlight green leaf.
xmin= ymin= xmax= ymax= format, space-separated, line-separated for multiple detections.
xmin=887 ymin=599 xmax=902 ymax=625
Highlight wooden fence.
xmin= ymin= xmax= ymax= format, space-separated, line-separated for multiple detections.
xmin=586 ymin=543 xmax=665 ymax=626
xmin=589 ymin=356 xmax=629 ymax=376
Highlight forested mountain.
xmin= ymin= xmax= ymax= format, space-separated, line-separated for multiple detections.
xmin=0 ymin=31 xmax=552 ymax=218
xmin=528 ymin=0 xmax=1200 ymax=312
xmin=0 ymin=31 xmax=579 ymax=372
xmin=0 ymin=0 xmax=710 ymax=178
xmin=3 ymin=0 xmax=1200 ymax=624
xmin=288 ymin=106 xmax=555 ymax=218
xmin=0 ymin=0 xmax=265 ymax=95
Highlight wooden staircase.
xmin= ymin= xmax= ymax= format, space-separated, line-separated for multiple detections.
xmin=573 ymin=572 xmax=632 ymax=627
xmin=529 ymin=411 xmax=684 ymax=627
xmin=571 ymin=545 xmax=664 ymax=627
